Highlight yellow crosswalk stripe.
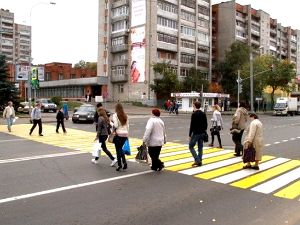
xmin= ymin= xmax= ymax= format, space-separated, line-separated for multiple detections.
xmin=195 ymin=155 xmax=275 ymax=180
xmin=274 ymin=179 xmax=300 ymax=199
xmin=230 ymin=160 xmax=300 ymax=189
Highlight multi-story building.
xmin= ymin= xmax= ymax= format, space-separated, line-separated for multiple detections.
xmin=212 ymin=0 xmax=300 ymax=81
xmin=98 ymin=0 xmax=212 ymax=105
xmin=0 ymin=9 xmax=31 ymax=65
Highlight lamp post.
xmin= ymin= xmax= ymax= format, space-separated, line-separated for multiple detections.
xmin=28 ymin=2 xmax=56 ymax=116
xmin=250 ymin=52 xmax=253 ymax=113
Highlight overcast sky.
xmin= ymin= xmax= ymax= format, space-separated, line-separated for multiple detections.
xmin=1 ymin=0 xmax=299 ymax=65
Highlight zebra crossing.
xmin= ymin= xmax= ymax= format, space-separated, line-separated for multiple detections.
xmin=1 ymin=124 xmax=300 ymax=200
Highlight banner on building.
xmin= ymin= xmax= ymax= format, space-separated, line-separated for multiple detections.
xmin=130 ymin=26 xmax=145 ymax=83
xmin=131 ymin=0 xmax=146 ymax=27
xmin=15 ymin=65 xmax=45 ymax=82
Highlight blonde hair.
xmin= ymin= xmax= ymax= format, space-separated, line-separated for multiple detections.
xmin=214 ymin=104 xmax=221 ymax=111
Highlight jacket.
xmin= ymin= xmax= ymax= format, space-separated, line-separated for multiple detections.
xmin=31 ymin=107 xmax=42 ymax=120
xmin=244 ymin=119 xmax=263 ymax=160
xmin=56 ymin=111 xmax=64 ymax=121
xmin=96 ymin=116 xmax=110 ymax=138
xmin=212 ymin=110 xmax=223 ymax=127
xmin=112 ymin=113 xmax=129 ymax=137
xmin=3 ymin=106 xmax=15 ymax=119
xmin=143 ymin=116 xmax=166 ymax=147
xmin=189 ymin=110 xmax=208 ymax=137
xmin=232 ymin=107 xmax=248 ymax=130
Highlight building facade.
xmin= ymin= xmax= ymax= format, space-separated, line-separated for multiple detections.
xmin=98 ymin=0 xmax=212 ymax=105
xmin=0 ymin=9 xmax=31 ymax=65
xmin=212 ymin=0 xmax=300 ymax=81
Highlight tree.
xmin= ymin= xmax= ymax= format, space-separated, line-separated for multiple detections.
xmin=215 ymin=41 xmax=250 ymax=97
xmin=181 ymin=67 xmax=209 ymax=92
xmin=74 ymin=60 xmax=97 ymax=70
xmin=0 ymin=55 xmax=19 ymax=107
xmin=149 ymin=61 xmax=180 ymax=100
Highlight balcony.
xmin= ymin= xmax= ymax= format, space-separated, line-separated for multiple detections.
xmin=111 ymin=59 xmax=128 ymax=67
xmin=111 ymin=44 xmax=129 ymax=53
xmin=112 ymin=0 xmax=128 ymax=8
xmin=270 ymin=29 xmax=277 ymax=35
xmin=111 ymin=74 xmax=128 ymax=83
xmin=157 ymin=42 xmax=178 ymax=52
xmin=111 ymin=14 xmax=129 ymax=23
xmin=111 ymin=30 xmax=130 ymax=38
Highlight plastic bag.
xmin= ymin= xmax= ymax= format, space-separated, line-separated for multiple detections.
xmin=135 ymin=144 xmax=148 ymax=163
xmin=122 ymin=139 xmax=131 ymax=155
xmin=92 ymin=141 xmax=101 ymax=157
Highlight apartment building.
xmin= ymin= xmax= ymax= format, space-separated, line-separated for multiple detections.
xmin=98 ymin=0 xmax=212 ymax=105
xmin=212 ymin=0 xmax=300 ymax=81
xmin=0 ymin=9 xmax=31 ymax=65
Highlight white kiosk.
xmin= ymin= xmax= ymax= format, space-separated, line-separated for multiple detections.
xmin=171 ymin=92 xmax=230 ymax=113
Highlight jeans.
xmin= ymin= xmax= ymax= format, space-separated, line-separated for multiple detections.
xmin=114 ymin=136 xmax=127 ymax=167
xmin=189 ymin=133 xmax=205 ymax=163
xmin=30 ymin=119 xmax=43 ymax=134
xmin=95 ymin=135 xmax=115 ymax=161
xmin=148 ymin=146 xmax=163 ymax=171
xmin=232 ymin=130 xmax=244 ymax=155
xmin=56 ymin=120 xmax=66 ymax=133
xmin=6 ymin=116 xmax=13 ymax=131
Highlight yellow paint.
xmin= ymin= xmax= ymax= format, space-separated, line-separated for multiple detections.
xmin=274 ymin=180 xmax=300 ymax=199
xmin=230 ymin=160 xmax=300 ymax=189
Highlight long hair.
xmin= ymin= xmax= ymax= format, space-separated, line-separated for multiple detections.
xmin=115 ymin=103 xmax=127 ymax=125
xmin=98 ymin=108 xmax=110 ymax=124
xmin=214 ymin=104 xmax=221 ymax=111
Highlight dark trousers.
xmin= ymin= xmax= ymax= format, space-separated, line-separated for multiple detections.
xmin=148 ymin=146 xmax=163 ymax=171
xmin=30 ymin=119 xmax=42 ymax=134
xmin=114 ymin=136 xmax=127 ymax=167
xmin=95 ymin=135 xmax=114 ymax=161
xmin=211 ymin=131 xmax=222 ymax=147
xmin=56 ymin=120 xmax=66 ymax=133
xmin=232 ymin=130 xmax=244 ymax=155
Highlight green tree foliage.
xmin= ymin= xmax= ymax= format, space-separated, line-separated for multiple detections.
xmin=215 ymin=41 xmax=250 ymax=96
xmin=149 ymin=61 xmax=180 ymax=99
xmin=181 ymin=67 xmax=209 ymax=92
xmin=74 ymin=60 xmax=97 ymax=70
xmin=51 ymin=95 xmax=62 ymax=106
xmin=0 ymin=55 xmax=19 ymax=107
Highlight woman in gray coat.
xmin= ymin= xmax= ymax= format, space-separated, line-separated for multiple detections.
xmin=143 ymin=109 xmax=166 ymax=171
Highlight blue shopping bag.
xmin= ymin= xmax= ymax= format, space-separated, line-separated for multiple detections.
xmin=122 ymin=139 xmax=131 ymax=155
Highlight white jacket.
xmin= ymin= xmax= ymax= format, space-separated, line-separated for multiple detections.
xmin=112 ymin=113 xmax=129 ymax=137
xmin=143 ymin=116 xmax=166 ymax=147
xmin=211 ymin=110 xmax=223 ymax=127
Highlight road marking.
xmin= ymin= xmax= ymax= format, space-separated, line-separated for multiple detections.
xmin=0 ymin=170 xmax=153 ymax=204
xmin=0 ymin=138 xmax=27 ymax=142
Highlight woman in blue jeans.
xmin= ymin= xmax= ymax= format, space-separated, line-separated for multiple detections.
xmin=112 ymin=103 xmax=129 ymax=171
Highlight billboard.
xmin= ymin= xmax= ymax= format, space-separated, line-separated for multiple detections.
xmin=130 ymin=26 xmax=145 ymax=83
xmin=15 ymin=65 xmax=45 ymax=82
xmin=131 ymin=0 xmax=146 ymax=27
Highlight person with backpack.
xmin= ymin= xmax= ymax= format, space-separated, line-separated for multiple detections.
xmin=29 ymin=103 xmax=43 ymax=136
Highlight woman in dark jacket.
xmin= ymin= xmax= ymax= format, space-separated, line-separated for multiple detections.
xmin=92 ymin=108 xmax=117 ymax=166
xmin=56 ymin=107 xmax=67 ymax=133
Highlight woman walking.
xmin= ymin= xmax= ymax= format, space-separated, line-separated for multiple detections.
xmin=93 ymin=108 xmax=117 ymax=166
xmin=209 ymin=105 xmax=223 ymax=148
xmin=243 ymin=113 xmax=263 ymax=170
xmin=56 ymin=107 xmax=67 ymax=133
xmin=112 ymin=103 xmax=129 ymax=171
xmin=143 ymin=109 xmax=166 ymax=171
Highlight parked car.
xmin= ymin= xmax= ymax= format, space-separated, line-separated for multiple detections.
xmin=17 ymin=102 xmax=33 ymax=114
xmin=36 ymin=99 xmax=57 ymax=113
xmin=72 ymin=104 xmax=96 ymax=123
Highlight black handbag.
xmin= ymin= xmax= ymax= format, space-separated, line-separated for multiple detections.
xmin=210 ymin=126 xmax=219 ymax=135
xmin=135 ymin=144 xmax=148 ymax=162
xmin=242 ymin=146 xmax=256 ymax=163
xmin=203 ymin=131 xmax=209 ymax=143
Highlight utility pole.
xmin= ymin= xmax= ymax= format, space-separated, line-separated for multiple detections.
xmin=250 ymin=52 xmax=254 ymax=113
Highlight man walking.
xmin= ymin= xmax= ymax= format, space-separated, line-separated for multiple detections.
xmin=189 ymin=101 xmax=208 ymax=167
xmin=3 ymin=101 xmax=15 ymax=132
xmin=29 ymin=103 xmax=43 ymax=136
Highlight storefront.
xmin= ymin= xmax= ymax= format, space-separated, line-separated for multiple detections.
xmin=171 ymin=92 xmax=230 ymax=113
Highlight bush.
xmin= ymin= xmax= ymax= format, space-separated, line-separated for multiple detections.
xmin=51 ymin=95 xmax=62 ymax=105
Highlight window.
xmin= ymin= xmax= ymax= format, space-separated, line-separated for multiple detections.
xmin=58 ymin=73 xmax=64 ymax=80
xmin=157 ymin=33 xmax=178 ymax=44
xmin=180 ymin=68 xmax=189 ymax=77
xmin=180 ymin=54 xmax=195 ymax=64
xmin=236 ymin=30 xmax=246 ymax=38
xmin=112 ymin=6 xmax=128 ymax=18
xmin=181 ymin=0 xmax=196 ymax=9
xmin=157 ymin=51 xmax=161 ymax=58
xmin=198 ymin=19 xmax=209 ymax=28
xmin=112 ymin=36 xmax=127 ymax=46
xmin=111 ymin=66 xmax=126 ymax=76
xmin=112 ymin=21 xmax=127 ymax=32
xmin=181 ymin=26 xmax=195 ymax=36
xmin=45 ymin=73 xmax=51 ymax=81
xmin=166 ymin=53 xmax=171 ymax=59
xmin=181 ymin=39 xmax=196 ymax=49
xmin=70 ymin=74 xmax=75 ymax=79
xmin=157 ymin=1 xmax=178 ymax=14
xmin=81 ymin=75 xmax=86 ymax=78
xmin=198 ymin=32 xmax=209 ymax=42
xmin=118 ymin=84 xmax=124 ymax=93
xmin=118 ymin=54 xmax=126 ymax=60
xmin=198 ymin=6 xmax=209 ymax=16
xmin=181 ymin=10 xmax=195 ymax=22
xmin=157 ymin=17 xmax=178 ymax=29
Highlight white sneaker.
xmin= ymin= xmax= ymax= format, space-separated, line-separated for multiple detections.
xmin=91 ymin=159 xmax=98 ymax=164
xmin=110 ymin=159 xmax=118 ymax=167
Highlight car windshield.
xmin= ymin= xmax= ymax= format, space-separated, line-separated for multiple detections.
xmin=41 ymin=100 xmax=52 ymax=103
xmin=77 ymin=106 xmax=95 ymax=113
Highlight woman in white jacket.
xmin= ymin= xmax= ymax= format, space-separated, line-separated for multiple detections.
xmin=112 ymin=103 xmax=129 ymax=171
xmin=143 ymin=109 xmax=166 ymax=171
xmin=209 ymin=105 xmax=223 ymax=148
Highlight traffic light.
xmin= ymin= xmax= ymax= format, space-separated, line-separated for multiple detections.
xmin=31 ymin=67 xmax=39 ymax=89
xmin=239 ymin=84 xmax=243 ymax=93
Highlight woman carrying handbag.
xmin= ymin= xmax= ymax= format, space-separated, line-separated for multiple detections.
xmin=112 ymin=103 xmax=129 ymax=171
xmin=208 ymin=105 xmax=223 ymax=148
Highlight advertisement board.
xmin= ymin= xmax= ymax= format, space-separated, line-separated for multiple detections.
xmin=15 ymin=65 xmax=45 ymax=82
xmin=131 ymin=0 xmax=146 ymax=27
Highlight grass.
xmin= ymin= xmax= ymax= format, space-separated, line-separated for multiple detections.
xmin=58 ymin=101 xmax=83 ymax=111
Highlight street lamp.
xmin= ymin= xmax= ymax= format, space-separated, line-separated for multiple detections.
xmin=28 ymin=2 xmax=56 ymax=116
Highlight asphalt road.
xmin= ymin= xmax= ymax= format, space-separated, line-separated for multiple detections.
xmin=0 ymin=112 xmax=300 ymax=225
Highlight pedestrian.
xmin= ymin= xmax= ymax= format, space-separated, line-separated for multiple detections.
xmin=163 ymin=100 xmax=168 ymax=111
xmin=208 ymin=104 xmax=223 ymax=148
xmin=112 ymin=102 xmax=129 ymax=171
xmin=243 ymin=113 xmax=263 ymax=170
xmin=143 ymin=108 xmax=166 ymax=171
xmin=92 ymin=108 xmax=118 ymax=166
xmin=231 ymin=102 xmax=248 ymax=156
xmin=263 ymin=102 xmax=267 ymax=112
xmin=175 ymin=101 xmax=179 ymax=115
xmin=3 ymin=101 xmax=15 ymax=132
xmin=93 ymin=103 xmax=103 ymax=131
xmin=56 ymin=107 xmax=67 ymax=134
xmin=166 ymin=100 xmax=171 ymax=113
xmin=29 ymin=103 xmax=43 ymax=136
xmin=188 ymin=101 xmax=208 ymax=167
xmin=63 ymin=103 xmax=69 ymax=120
xmin=169 ymin=100 xmax=176 ymax=114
